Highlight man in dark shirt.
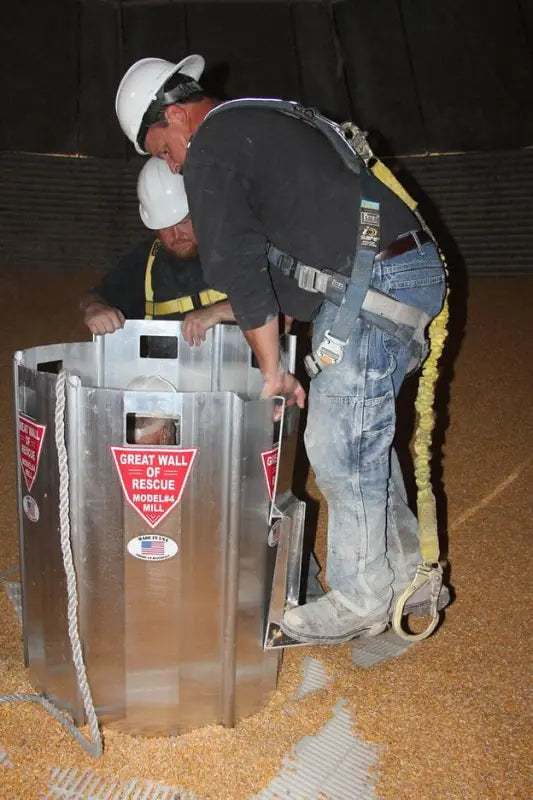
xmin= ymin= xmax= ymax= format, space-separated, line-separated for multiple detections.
xmin=115 ymin=56 xmax=448 ymax=645
xmin=81 ymin=157 xmax=233 ymax=345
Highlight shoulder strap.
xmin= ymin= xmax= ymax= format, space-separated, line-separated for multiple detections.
xmin=303 ymin=170 xmax=381 ymax=376
xmin=203 ymin=98 xmax=361 ymax=174
xmin=144 ymin=240 xmax=161 ymax=320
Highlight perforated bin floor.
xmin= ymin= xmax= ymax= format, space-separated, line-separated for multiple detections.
xmin=0 ymin=271 xmax=532 ymax=799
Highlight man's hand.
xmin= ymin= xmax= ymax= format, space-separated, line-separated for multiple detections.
xmin=83 ymin=302 xmax=125 ymax=335
xmin=182 ymin=302 xmax=231 ymax=346
xmin=260 ymin=371 xmax=306 ymax=409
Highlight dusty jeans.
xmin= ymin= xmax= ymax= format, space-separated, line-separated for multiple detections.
xmin=304 ymin=240 xmax=446 ymax=615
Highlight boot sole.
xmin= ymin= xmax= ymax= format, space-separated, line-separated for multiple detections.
xmin=279 ymin=617 xmax=389 ymax=646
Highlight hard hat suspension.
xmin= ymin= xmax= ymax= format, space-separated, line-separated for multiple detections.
xmin=137 ymin=73 xmax=203 ymax=151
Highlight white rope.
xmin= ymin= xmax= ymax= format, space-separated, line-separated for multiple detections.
xmin=0 ymin=693 xmax=101 ymax=754
xmin=0 ymin=369 xmax=103 ymax=757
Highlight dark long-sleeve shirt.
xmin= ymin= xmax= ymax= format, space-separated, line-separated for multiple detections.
xmin=184 ymin=106 xmax=418 ymax=331
xmin=93 ymin=238 xmax=209 ymax=320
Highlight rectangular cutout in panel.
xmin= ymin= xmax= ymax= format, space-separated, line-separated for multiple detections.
xmin=126 ymin=414 xmax=181 ymax=447
xmin=36 ymin=359 xmax=63 ymax=374
xmin=139 ymin=336 xmax=178 ymax=359
xmin=19 ymin=386 xmax=37 ymax=418
xmin=19 ymin=386 xmax=37 ymax=419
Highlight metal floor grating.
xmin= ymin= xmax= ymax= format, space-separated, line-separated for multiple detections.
xmin=46 ymin=767 xmax=199 ymax=799
xmin=351 ymin=630 xmax=414 ymax=668
xmin=290 ymin=656 xmax=331 ymax=699
xmin=253 ymin=699 xmax=381 ymax=800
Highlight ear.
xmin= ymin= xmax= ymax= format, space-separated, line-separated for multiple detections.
xmin=165 ymin=104 xmax=188 ymax=128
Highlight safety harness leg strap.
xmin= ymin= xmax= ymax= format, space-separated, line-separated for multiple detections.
xmin=304 ymin=177 xmax=381 ymax=377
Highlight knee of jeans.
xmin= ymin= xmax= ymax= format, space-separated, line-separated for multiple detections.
xmin=305 ymin=390 xmax=395 ymax=481
xmin=305 ymin=395 xmax=358 ymax=486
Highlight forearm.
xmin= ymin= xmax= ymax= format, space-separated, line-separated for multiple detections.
xmin=213 ymin=299 xmax=235 ymax=324
xmin=79 ymin=291 xmax=108 ymax=313
xmin=243 ymin=315 xmax=281 ymax=380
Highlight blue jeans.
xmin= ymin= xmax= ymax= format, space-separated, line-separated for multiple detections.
xmin=304 ymin=241 xmax=446 ymax=615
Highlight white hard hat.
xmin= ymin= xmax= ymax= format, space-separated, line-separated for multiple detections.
xmin=116 ymin=54 xmax=205 ymax=155
xmin=137 ymin=157 xmax=188 ymax=230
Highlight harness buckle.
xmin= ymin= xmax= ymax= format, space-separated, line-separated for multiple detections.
xmin=303 ymin=330 xmax=347 ymax=379
xmin=278 ymin=253 xmax=298 ymax=278
xmin=315 ymin=330 xmax=347 ymax=367
xmin=297 ymin=265 xmax=329 ymax=294
xmin=340 ymin=122 xmax=375 ymax=166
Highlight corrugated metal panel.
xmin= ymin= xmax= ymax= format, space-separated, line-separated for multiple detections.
xmin=397 ymin=148 xmax=533 ymax=275
xmin=0 ymin=152 xmax=145 ymax=272
xmin=1 ymin=149 xmax=532 ymax=275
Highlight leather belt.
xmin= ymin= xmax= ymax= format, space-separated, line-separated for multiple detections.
xmin=375 ymin=230 xmax=432 ymax=262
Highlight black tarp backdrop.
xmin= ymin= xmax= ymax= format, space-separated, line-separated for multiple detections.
xmin=0 ymin=0 xmax=532 ymax=273
xmin=2 ymin=0 xmax=533 ymax=157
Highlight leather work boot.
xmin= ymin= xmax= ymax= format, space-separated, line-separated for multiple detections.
xmin=395 ymin=583 xmax=451 ymax=617
xmin=280 ymin=590 xmax=389 ymax=645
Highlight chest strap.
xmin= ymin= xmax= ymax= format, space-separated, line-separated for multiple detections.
xmin=145 ymin=289 xmax=227 ymax=318
xmin=144 ymin=239 xmax=227 ymax=319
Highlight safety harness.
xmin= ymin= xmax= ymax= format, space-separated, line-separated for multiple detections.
xmin=143 ymin=239 xmax=227 ymax=319
xmin=202 ymin=98 xmax=450 ymax=640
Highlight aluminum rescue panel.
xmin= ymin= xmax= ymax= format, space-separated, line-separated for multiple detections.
xmin=16 ymin=366 xmax=81 ymax=719
xmin=14 ymin=322 xmax=303 ymax=735
xmin=15 ymin=370 xmax=293 ymax=734
xmin=98 ymin=320 xmax=263 ymax=395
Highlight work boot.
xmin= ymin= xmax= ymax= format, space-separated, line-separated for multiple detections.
xmin=280 ymin=591 xmax=389 ymax=645
xmin=393 ymin=583 xmax=451 ymax=617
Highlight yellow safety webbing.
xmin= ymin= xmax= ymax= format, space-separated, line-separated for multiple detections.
xmin=370 ymin=160 xmax=418 ymax=212
xmin=144 ymin=241 xmax=227 ymax=319
xmin=144 ymin=240 xmax=161 ymax=320
xmin=145 ymin=289 xmax=227 ymax=318
xmin=364 ymin=150 xmax=450 ymax=640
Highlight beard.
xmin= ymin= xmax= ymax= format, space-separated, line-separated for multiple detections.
xmin=164 ymin=240 xmax=199 ymax=259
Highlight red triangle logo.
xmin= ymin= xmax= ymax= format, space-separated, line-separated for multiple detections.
xmin=261 ymin=446 xmax=280 ymax=500
xmin=111 ymin=446 xmax=198 ymax=529
xmin=18 ymin=413 xmax=47 ymax=493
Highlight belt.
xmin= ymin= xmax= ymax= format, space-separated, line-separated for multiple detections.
xmin=145 ymin=289 xmax=227 ymax=318
xmin=375 ymin=230 xmax=432 ymax=262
